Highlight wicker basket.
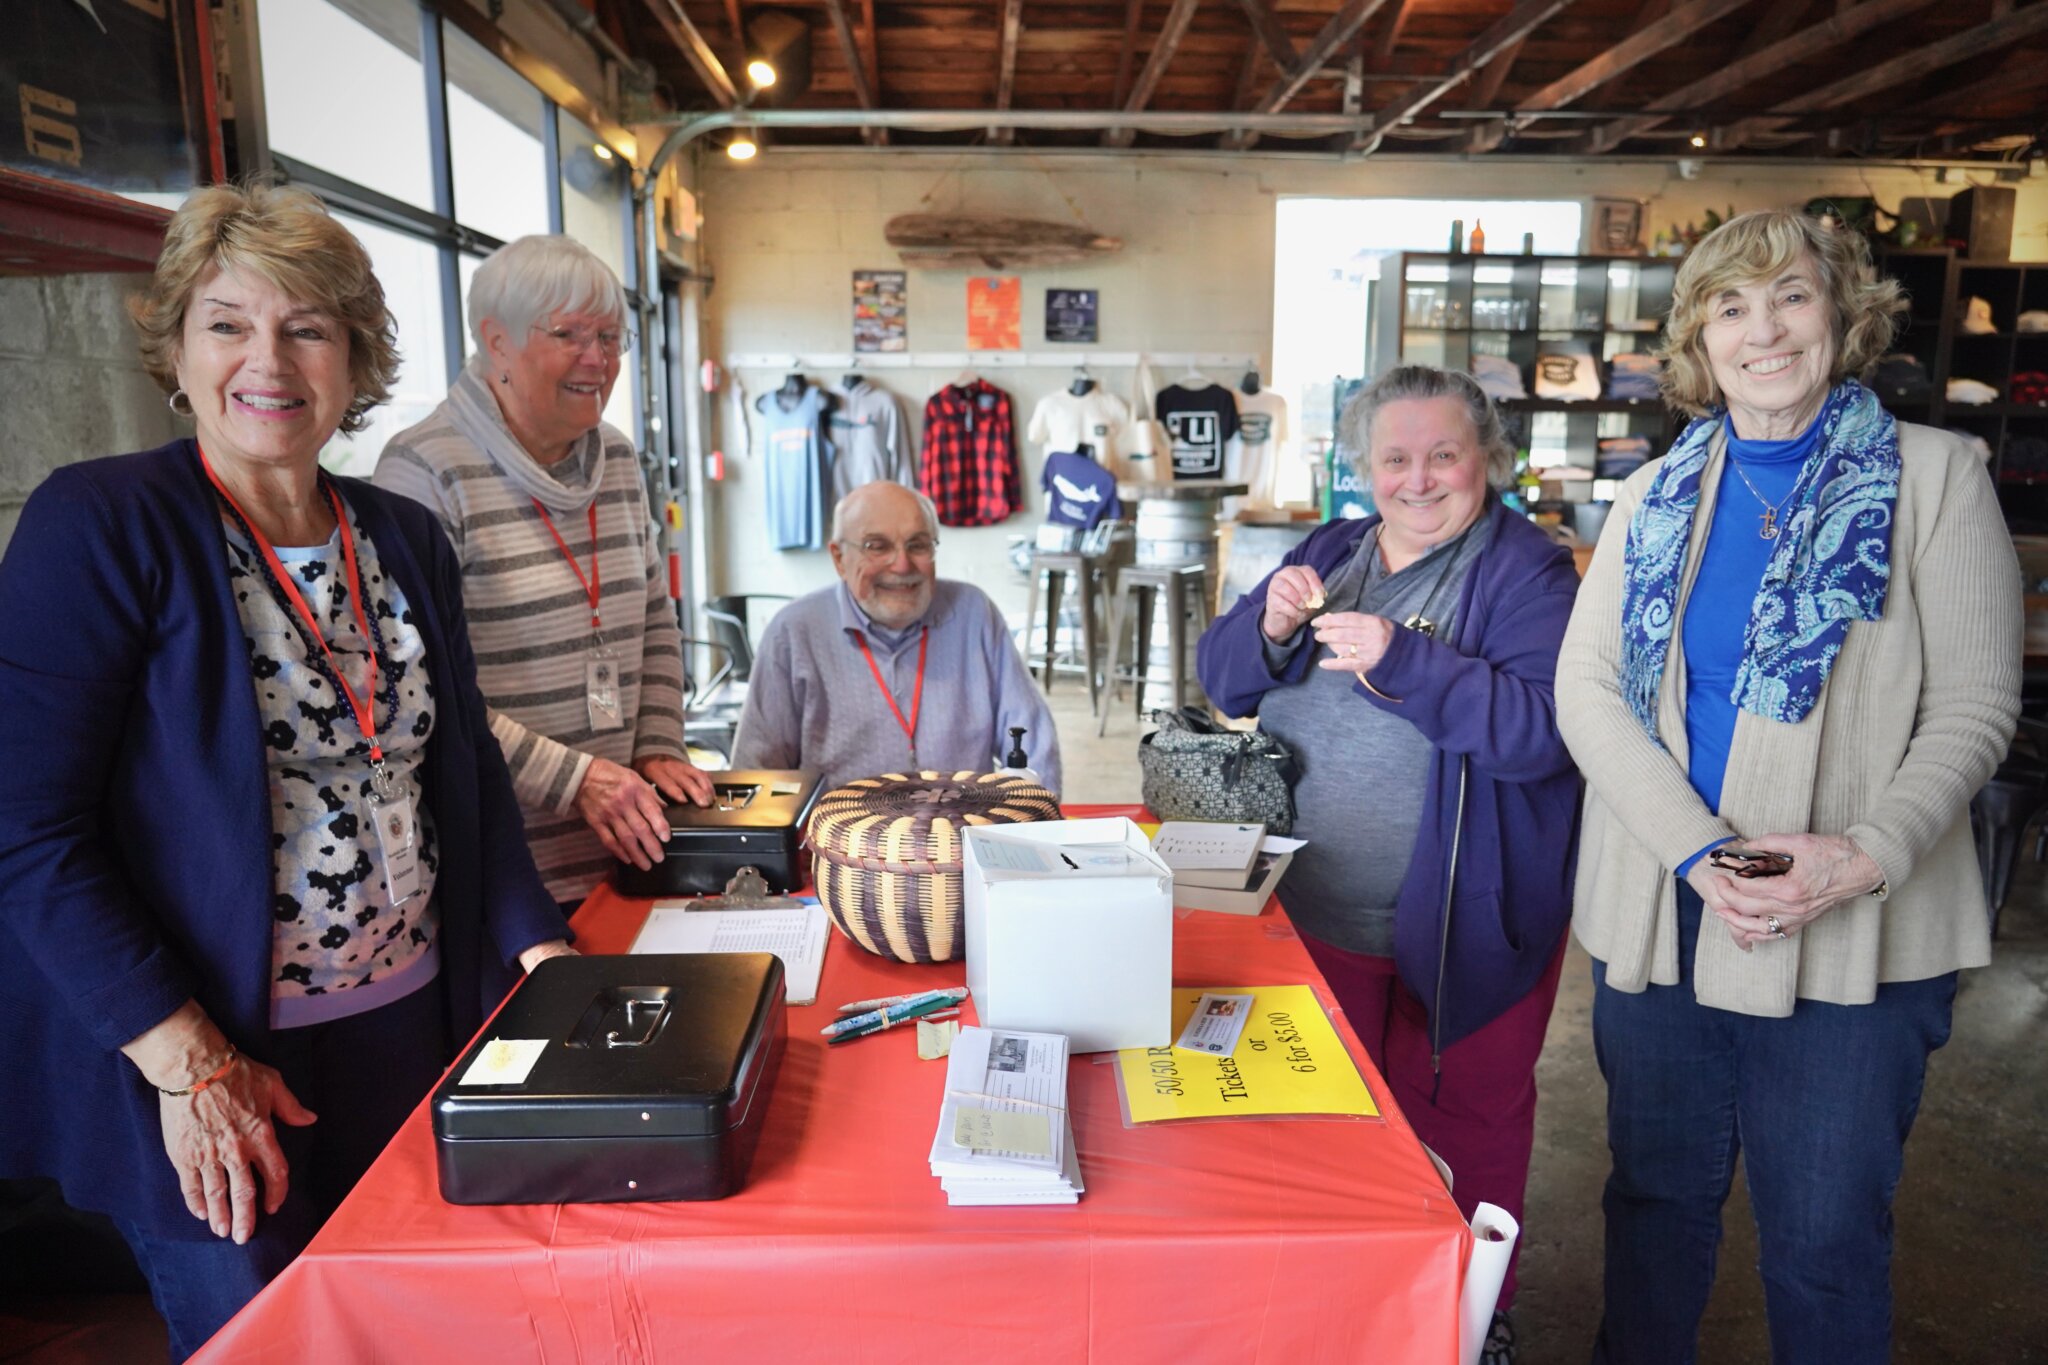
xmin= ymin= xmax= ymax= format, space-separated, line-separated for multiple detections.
xmin=809 ymin=771 xmax=1061 ymax=963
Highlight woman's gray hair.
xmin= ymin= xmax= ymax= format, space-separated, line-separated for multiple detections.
xmin=1340 ymin=364 xmax=1518 ymax=490
xmin=467 ymin=234 xmax=628 ymax=354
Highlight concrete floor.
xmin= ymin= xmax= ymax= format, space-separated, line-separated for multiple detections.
xmin=1061 ymin=679 xmax=2048 ymax=1362
xmin=6 ymin=679 xmax=2041 ymax=1363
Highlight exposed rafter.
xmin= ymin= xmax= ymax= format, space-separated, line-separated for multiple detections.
xmin=1569 ymin=0 xmax=1942 ymax=154
xmin=991 ymin=0 xmax=1025 ymax=144
xmin=1255 ymin=0 xmax=1393 ymax=114
xmin=722 ymin=0 xmax=746 ymax=74
xmin=1110 ymin=0 xmax=1146 ymax=110
xmin=1234 ymin=0 xmax=1299 ymax=71
xmin=1371 ymin=0 xmax=1421 ymax=66
xmin=1464 ymin=0 xmax=1755 ymax=152
xmin=1733 ymin=0 xmax=1810 ymax=57
xmin=1466 ymin=35 xmax=1525 ymax=106
xmin=1105 ymin=0 xmax=1203 ymax=146
xmin=1357 ymin=0 xmax=1581 ymax=154
xmin=637 ymin=0 xmax=739 ymax=106
xmin=1716 ymin=1 xmax=2048 ymax=149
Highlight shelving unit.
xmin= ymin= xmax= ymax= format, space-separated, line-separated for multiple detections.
xmin=1877 ymin=249 xmax=2048 ymax=533
xmin=1371 ymin=251 xmax=1682 ymax=534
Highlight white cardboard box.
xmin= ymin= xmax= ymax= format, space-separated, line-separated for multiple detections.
xmin=962 ymin=818 xmax=1173 ymax=1053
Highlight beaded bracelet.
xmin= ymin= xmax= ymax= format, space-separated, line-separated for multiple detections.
xmin=159 ymin=1048 xmax=239 ymax=1098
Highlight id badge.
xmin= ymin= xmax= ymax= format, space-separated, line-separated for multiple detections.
xmin=366 ymin=786 xmax=423 ymax=907
xmin=586 ymin=646 xmax=624 ymax=731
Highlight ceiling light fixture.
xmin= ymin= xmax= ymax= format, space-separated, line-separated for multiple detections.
xmin=727 ymin=129 xmax=759 ymax=161
xmin=746 ymin=58 xmax=777 ymax=88
xmin=1689 ymin=132 xmax=1708 ymax=149
xmin=592 ymin=143 xmax=615 ymax=161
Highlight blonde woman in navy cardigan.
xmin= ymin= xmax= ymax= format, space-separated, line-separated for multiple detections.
xmin=0 ymin=184 xmax=570 ymax=1360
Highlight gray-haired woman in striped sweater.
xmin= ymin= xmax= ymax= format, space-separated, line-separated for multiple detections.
xmin=375 ymin=235 xmax=711 ymax=908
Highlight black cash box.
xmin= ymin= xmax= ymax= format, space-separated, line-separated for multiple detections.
xmin=431 ymin=952 xmax=785 ymax=1205
xmin=614 ymin=769 xmax=824 ymax=898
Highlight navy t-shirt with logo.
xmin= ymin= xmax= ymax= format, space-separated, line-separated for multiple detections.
xmin=1155 ymin=383 xmax=1240 ymax=479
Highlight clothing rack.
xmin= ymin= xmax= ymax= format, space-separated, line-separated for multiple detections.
xmin=726 ymin=351 xmax=1259 ymax=372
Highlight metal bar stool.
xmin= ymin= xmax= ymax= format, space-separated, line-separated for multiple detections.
xmin=1022 ymin=549 xmax=1105 ymax=714
xmin=1097 ymin=561 xmax=1210 ymax=737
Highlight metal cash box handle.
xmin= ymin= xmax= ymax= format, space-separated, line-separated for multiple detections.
xmin=605 ymin=998 xmax=669 ymax=1048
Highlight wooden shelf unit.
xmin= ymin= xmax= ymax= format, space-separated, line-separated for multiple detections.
xmin=1877 ymin=249 xmax=2048 ymax=533
xmin=1371 ymin=252 xmax=1682 ymax=489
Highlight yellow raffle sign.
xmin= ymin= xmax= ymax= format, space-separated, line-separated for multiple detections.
xmin=1116 ymin=985 xmax=1381 ymax=1123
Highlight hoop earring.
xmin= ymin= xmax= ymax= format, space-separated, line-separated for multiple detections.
xmin=167 ymin=388 xmax=194 ymax=417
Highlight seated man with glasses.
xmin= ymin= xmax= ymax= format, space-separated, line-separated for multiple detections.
xmin=732 ymin=480 xmax=1062 ymax=795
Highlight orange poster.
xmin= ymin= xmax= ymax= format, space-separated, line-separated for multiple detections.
xmin=967 ymin=276 xmax=1021 ymax=350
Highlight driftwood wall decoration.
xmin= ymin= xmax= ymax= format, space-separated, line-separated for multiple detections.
xmin=883 ymin=213 xmax=1123 ymax=270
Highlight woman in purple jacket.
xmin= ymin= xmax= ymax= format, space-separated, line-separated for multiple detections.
xmin=1197 ymin=365 xmax=1581 ymax=1365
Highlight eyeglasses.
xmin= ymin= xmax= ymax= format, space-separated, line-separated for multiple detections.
xmin=849 ymin=535 xmax=938 ymax=562
xmin=531 ymin=323 xmax=632 ymax=357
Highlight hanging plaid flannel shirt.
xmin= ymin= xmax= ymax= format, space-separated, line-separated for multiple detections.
xmin=920 ymin=379 xmax=1020 ymax=527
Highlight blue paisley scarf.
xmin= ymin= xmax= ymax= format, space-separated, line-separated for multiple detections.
xmin=1618 ymin=379 xmax=1898 ymax=741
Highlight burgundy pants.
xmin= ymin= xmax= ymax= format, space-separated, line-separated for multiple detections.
xmin=1300 ymin=931 xmax=1568 ymax=1311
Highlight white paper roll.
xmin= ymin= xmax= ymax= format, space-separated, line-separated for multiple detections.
xmin=1458 ymin=1202 xmax=1521 ymax=1365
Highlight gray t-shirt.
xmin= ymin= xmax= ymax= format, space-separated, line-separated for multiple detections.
xmin=1255 ymin=519 xmax=1491 ymax=955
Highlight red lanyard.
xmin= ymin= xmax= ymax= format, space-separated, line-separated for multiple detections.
xmin=531 ymin=499 xmax=602 ymax=630
xmin=201 ymin=449 xmax=385 ymax=766
xmin=855 ymin=628 xmax=929 ymax=754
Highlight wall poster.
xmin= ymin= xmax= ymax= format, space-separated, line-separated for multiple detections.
xmin=853 ymin=270 xmax=908 ymax=352
xmin=966 ymin=276 xmax=1021 ymax=350
xmin=1045 ymin=288 xmax=1099 ymax=343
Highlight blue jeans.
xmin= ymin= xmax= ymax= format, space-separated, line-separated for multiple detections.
xmin=119 ymin=978 xmax=449 ymax=1361
xmin=1590 ymin=885 xmax=1956 ymax=1365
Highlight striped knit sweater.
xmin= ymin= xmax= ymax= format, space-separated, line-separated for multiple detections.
xmin=373 ymin=405 xmax=686 ymax=902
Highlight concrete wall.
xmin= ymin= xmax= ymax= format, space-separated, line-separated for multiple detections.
xmin=0 ymin=273 xmax=182 ymax=548
xmin=695 ymin=151 xmax=2048 ymax=619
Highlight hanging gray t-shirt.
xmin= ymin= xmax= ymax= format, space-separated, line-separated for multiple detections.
xmin=1254 ymin=518 xmax=1492 ymax=956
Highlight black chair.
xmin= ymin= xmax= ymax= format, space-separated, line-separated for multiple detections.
xmin=1970 ymin=717 xmax=2048 ymax=939
xmin=701 ymin=594 xmax=793 ymax=687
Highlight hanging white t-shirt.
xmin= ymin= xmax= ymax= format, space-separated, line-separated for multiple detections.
xmin=1233 ymin=389 xmax=1292 ymax=512
xmin=1027 ymin=387 xmax=1132 ymax=470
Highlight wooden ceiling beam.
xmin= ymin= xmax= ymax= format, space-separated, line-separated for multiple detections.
xmin=1569 ymin=0 xmax=1943 ymax=154
xmin=1466 ymin=34 xmax=1525 ymax=105
xmin=1110 ymin=0 xmax=1146 ymax=109
xmin=1716 ymin=0 xmax=2048 ymax=149
xmin=991 ymin=0 xmax=1025 ymax=143
xmin=637 ymin=0 xmax=739 ymax=106
xmin=1234 ymin=0 xmax=1300 ymax=72
xmin=1358 ymin=0 xmax=1581 ymax=152
xmin=1733 ymin=0 xmax=1809 ymax=55
xmin=1253 ymin=0 xmax=1393 ymax=114
xmin=859 ymin=0 xmax=881 ymax=99
xmin=722 ymin=0 xmax=747 ymax=73
xmin=816 ymin=0 xmax=887 ymax=143
xmin=1104 ymin=0 xmax=1202 ymax=146
xmin=1464 ymin=0 xmax=1754 ymax=151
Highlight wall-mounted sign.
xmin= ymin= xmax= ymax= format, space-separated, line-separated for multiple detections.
xmin=1045 ymin=288 xmax=1098 ymax=344
xmin=853 ymin=269 xmax=907 ymax=352
xmin=966 ymin=276 xmax=1020 ymax=350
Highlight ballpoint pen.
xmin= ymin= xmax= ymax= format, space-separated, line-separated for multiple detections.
xmin=822 ymin=987 xmax=968 ymax=1037
xmin=827 ymin=993 xmax=960 ymax=1044
xmin=835 ymin=986 xmax=968 ymax=1016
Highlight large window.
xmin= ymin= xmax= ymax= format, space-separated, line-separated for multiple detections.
xmin=258 ymin=0 xmax=643 ymax=468
xmin=260 ymin=0 xmax=432 ymax=207
xmin=1270 ymin=198 xmax=1583 ymax=505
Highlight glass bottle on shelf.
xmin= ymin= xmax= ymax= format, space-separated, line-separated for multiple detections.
xmin=1470 ymin=220 xmax=1487 ymax=254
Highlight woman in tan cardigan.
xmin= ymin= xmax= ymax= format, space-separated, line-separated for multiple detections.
xmin=1555 ymin=210 xmax=2019 ymax=1365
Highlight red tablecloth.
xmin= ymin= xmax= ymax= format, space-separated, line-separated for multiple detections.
xmin=196 ymin=806 xmax=1469 ymax=1364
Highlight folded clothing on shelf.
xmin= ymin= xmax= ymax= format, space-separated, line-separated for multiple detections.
xmin=1947 ymin=377 xmax=1999 ymax=406
xmin=1870 ymin=353 xmax=1933 ymax=403
xmin=1604 ymin=353 xmax=1662 ymax=402
xmin=1535 ymin=339 xmax=1601 ymax=401
xmin=1471 ymin=353 xmax=1527 ymax=400
xmin=2003 ymin=435 xmax=2048 ymax=482
xmin=2010 ymin=372 xmax=2048 ymax=406
xmin=1595 ymin=436 xmax=1654 ymax=480
xmin=2019 ymin=310 xmax=2048 ymax=334
xmin=1960 ymin=296 xmax=1998 ymax=335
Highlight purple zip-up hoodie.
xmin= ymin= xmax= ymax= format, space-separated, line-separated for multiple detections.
xmin=1197 ymin=499 xmax=1582 ymax=1052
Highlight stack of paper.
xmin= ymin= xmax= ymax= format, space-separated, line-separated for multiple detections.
xmin=928 ymin=1026 xmax=1083 ymax=1206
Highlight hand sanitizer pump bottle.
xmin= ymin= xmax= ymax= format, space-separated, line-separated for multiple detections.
xmin=1002 ymin=727 xmax=1042 ymax=787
